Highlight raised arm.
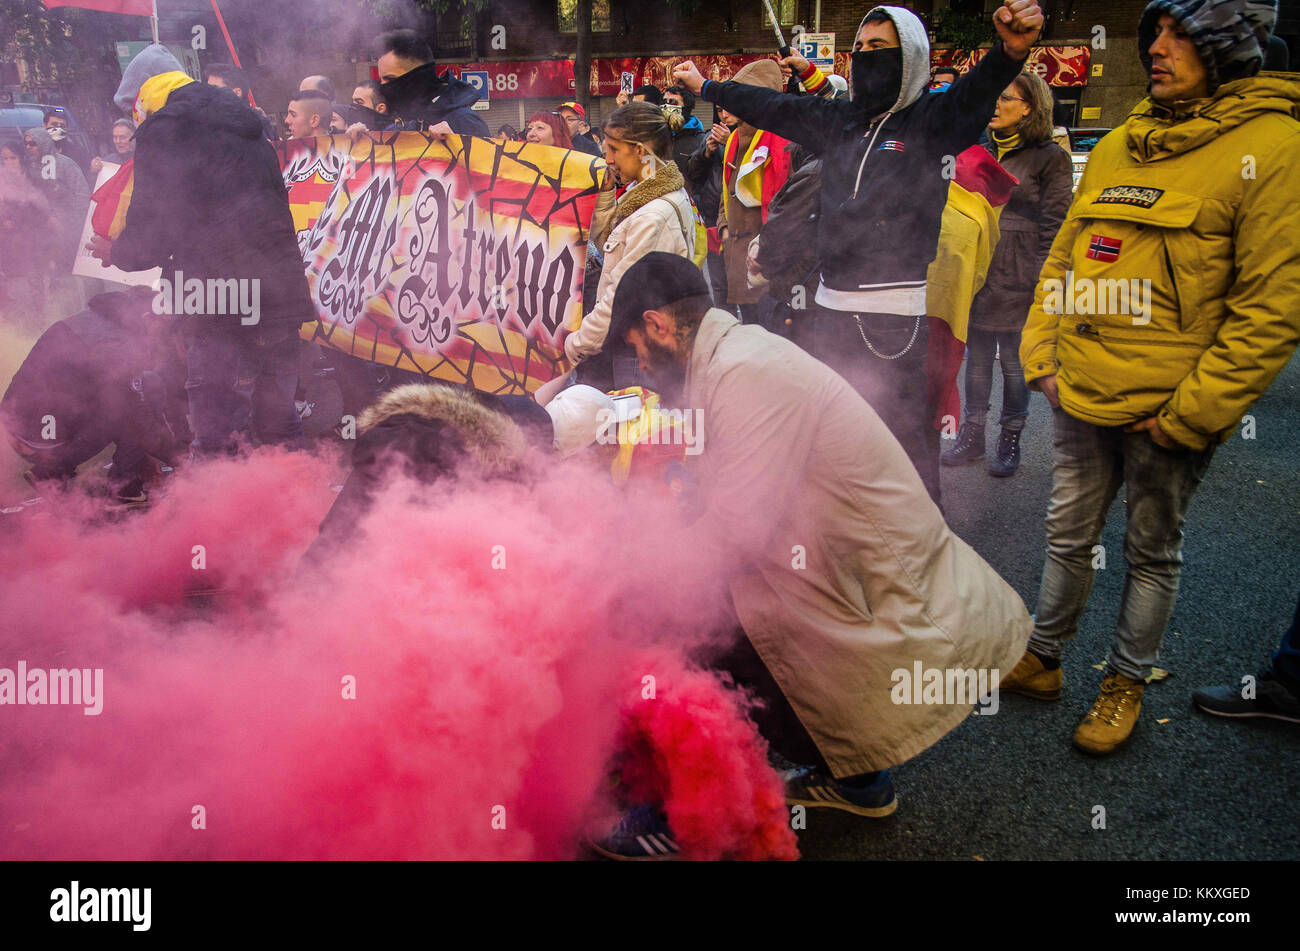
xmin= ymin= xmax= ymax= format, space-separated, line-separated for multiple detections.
xmin=673 ymin=60 xmax=844 ymax=156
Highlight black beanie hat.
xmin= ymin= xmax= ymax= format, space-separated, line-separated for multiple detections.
xmin=609 ymin=252 xmax=710 ymax=343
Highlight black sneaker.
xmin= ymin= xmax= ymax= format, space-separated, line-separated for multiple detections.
xmin=586 ymin=805 xmax=681 ymax=861
xmin=1192 ymin=671 xmax=1300 ymax=724
xmin=783 ymin=765 xmax=898 ymax=817
xmin=941 ymin=422 xmax=985 ymax=466
xmin=988 ymin=428 xmax=1023 ymax=477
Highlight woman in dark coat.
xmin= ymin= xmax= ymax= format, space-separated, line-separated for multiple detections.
xmin=942 ymin=71 xmax=1073 ymax=477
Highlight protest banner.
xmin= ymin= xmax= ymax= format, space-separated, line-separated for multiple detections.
xmin=278 ymin=132 xmax=604 ymax=395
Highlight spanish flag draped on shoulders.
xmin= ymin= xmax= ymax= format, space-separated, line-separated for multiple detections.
xmin=90 ymin=69 xmax=195 ymax=240
xmin=924 ymin=145 xmax=1018 ymax=429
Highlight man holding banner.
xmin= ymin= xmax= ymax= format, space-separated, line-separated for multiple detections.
xmin=88 ymin=44 xmax=315 ymax=457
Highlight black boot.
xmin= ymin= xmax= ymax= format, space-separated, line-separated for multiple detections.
xmin=989 ymin=427 xmax=1023 ymax=477
xmin=941 ymin=422 xmax=985 ymax=466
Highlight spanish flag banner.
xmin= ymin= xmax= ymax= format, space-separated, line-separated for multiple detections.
xmin=278 ymin=132 xmax=604 ymax=396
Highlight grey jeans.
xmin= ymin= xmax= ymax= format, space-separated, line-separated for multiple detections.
xmin=1028 ymin=407 xmax=1215 ymax=681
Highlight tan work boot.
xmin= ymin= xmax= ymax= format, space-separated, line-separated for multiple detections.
xmin=1073 ymin=674 xmax=1146 ymax=755
xmin=999 ymin=650 xmax=1063 ymax=701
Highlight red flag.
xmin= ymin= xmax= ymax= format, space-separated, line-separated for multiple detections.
xmin=43 ymin=0 xmax=155 ymax=15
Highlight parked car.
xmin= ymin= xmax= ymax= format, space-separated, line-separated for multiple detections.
xmin=1066 ymin=127 xmax=1111 ymax=191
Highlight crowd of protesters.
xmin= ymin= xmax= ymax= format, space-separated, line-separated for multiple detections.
xmin=1 ymin=0 xmax=1297 ymax=862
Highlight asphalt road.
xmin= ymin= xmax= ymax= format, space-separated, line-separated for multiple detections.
xmin=796 ymin=352 xmax=1300 ymax=861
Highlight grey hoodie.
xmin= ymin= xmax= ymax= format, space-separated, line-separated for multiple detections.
xmin=23 ymin=127 xmax=89 ymax=260
xmin=114 ymin=44 xmax=187 ymax=114
xmin=863 ymin=5 xmax=932 ymax=116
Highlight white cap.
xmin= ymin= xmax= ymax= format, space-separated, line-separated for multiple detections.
xmin=544 ymin=384 xmax=617 ymax=458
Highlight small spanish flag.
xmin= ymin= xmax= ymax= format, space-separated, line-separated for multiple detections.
xmin=90 ymin=159 xmax=135 ymax=239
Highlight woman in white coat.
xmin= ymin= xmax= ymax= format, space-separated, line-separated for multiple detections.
xmin=564 ymin=102 xmax=698 ymax=387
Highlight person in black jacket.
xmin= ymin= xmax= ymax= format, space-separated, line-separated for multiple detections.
xmin=673 ymin=1 xmax=1043 ymax=507
xmin=664 ymin=85 xmax=706 ymax=174
xmin=373 ymin=29 xmax=489 ymax=138
xmin=684 ymin=110 xmax=733 ymax=310
xmin=1 ymin=288 xmax=185 ymax=500
xmin=89 ymin=44 xmax=315 ymax=458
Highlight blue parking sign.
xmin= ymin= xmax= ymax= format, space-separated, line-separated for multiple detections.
xmin=462 ymin=70 xmax=490 ymax=100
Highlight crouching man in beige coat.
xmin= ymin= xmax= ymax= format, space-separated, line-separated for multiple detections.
xmin=611 ymin=252 xmax=1033 ymax=820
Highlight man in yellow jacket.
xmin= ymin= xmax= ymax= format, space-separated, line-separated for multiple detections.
xmin=1006 ymin=0 xmax=1300 ymax=754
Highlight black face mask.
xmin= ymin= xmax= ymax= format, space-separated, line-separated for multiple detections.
xmin=378 ymin=62 xmax=439 ymax=109
xmin=851 ymin=47 xmax=904 ymax=114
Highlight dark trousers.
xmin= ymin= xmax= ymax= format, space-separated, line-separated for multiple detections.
xmin=185 ymin=327 xmax=303 ymax=457
xmin=963 ymin=327 xmax=1030 ymax=432
xmin=7 ymin=371 xmax=171 ymax=490
xmin=735 ymin=295 xmax=780 ymax=334
xmin=10 ymin=422 xmax=140 ymax=489
xmin=794 ymin=307 xmax=941 ymax=506
xmin=710 ymin=628 xmax=831 ymax=774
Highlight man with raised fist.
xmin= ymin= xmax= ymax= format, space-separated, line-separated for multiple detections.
xmin=673 ymin=2 xmax=1044 ymax=507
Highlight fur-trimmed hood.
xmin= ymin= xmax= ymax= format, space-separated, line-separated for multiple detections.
xmin=357 ymin=384 xmax=529 ymax=477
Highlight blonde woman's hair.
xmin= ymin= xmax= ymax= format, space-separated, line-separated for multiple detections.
xmin=1011 ymin=72 xmax=1055 ymax=146
xmin=603 ymin=101 xmax=684 ymax=163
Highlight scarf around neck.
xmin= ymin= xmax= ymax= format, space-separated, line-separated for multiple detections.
xmin=594 ymin=160 xmax=685 ymax=248
xmin=991 ymin=128 xmax=1021 ymax=161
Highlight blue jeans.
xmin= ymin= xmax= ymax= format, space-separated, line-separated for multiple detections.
xmin=1028 ymin=407 xmax=1215 ymax=681
xmin=963 ymin=328 xmax=1029 ymax=432
xmin=185 ymin=328 xmax=303 ymax=457
xmin=1272 ymin=593 xmax=1300 ymax=692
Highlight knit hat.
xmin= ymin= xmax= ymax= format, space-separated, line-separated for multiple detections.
xmin=543 ymin=384 xmax=617 ymax=457
xmin=732 ymin=59 xmax=784 ymax=92
xmin=114 ymin=44 xmax=186 ymax=112
xmin=1138 ymin=0 xmax=1278 ymax=93
xmin=609 ymin=251 xmax=711 ymax=345
xmin=557 ymin=101 xmax=585 ymax=121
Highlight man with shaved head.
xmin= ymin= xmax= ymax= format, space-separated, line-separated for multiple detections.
xmin=285 ymin=91 xmax=331 ymax=140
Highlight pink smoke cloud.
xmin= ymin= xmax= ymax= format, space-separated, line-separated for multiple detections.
xmin=0 ymin=446 xmax=797 ymax=860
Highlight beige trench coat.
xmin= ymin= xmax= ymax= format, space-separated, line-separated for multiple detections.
xmin=684 ymin=308 xmax=1032 ymax=775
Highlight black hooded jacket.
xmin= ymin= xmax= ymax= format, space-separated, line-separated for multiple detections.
xmin=379 ymin=63 xmax=490 ymax=137
xmin=699 ymin=41 xmax=1025 ymax=309
xmin=110 ymin=82 xmax=314 ymax=336
xmin=0 ymin=291 xmax=180 ymax=453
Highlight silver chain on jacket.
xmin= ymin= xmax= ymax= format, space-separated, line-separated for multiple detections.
xmin=854 ymin=315 xmax=921 ymax=360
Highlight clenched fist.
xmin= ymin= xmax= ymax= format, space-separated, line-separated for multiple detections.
xmin=994 ymin=0 xmax=1044 ymax=60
